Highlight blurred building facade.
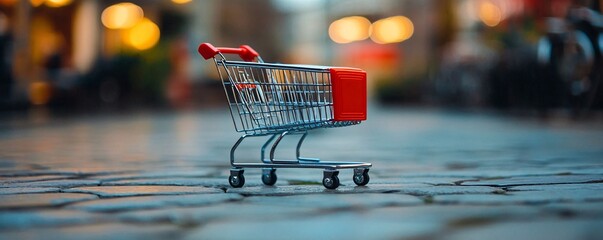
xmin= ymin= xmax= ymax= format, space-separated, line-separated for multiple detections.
xmin=0 ymin=0 xmax=261 ymax=109
xmin=0 ymin=0 xmax=602 ymax=116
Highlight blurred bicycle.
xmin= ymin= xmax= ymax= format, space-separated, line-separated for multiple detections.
xmin=537 ymin=0 xmax=603 ymax=116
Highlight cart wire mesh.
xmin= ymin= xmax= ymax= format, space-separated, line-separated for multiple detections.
xmin=214 ymin=60 xmax=360 ymax=135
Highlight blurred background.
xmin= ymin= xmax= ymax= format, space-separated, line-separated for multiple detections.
xmin=0 ymin=0 xmax=602 ymax=118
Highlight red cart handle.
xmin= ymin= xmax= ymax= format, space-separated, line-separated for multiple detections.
xmin=198 ymin=43 xmax=259 ymax=62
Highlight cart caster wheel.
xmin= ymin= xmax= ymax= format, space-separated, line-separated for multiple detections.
xmin=323 ymin=176 xmax=340 ymax=189
xmin=229 ymin=175 xmax=245 ymax=188
xmin=261 ymin=168 xmax=277 ymax=186
xmin=322 ymin=170 xmax=340 ymax=189
xmin=353 ymin=168 xmax=370 ymax=186
xmin=229 ymin=169 xmax=245 ymax=188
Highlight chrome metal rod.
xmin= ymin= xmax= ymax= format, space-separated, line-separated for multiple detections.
xmin=296 ymin=132 xmax=320 ymax=162
xmin=260 ymin=134 xmax=278 ymax=163
xmin=230 ymin=134 xmax=248 ymax=167
xmin=269 ymin=131 xmax=300 ymax=164
xmin=232 ymin=160 xmax=372 ymax=170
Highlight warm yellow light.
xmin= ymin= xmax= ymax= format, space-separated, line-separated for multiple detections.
xmin=171 ymin=0 xmax=192 ymax=4
xmin=101 ymin=2 xmax=144 ymax=30
xmin=0 ymin=0 xmax=18 ymax=6
xmin=479 ymin=0 xmax=502 ymax=27
xmin=30 ymin=0 xmax=44 ymax=7
xmin=329 ymin=16 xmax=371 ymax=44
xmin=29 ymin=81 xmax=52 ymax=105
xmin=123 ymin=18 xmax=160 ymax=50
xmin=44 ymin=0 xmax=72 ymax=7
xmin=370 ymin=16 xmax=414 ymax=44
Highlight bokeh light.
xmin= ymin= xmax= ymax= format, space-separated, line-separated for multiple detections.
xmin=29 ymin=81 xmax=52 ymax=105
xmin=171 ymin=0 xmax=192 ymax=4
xmin=101 ymin=2 xmax=144 ymax=30
xmin=44 ymin=0 xmax=72 ymax=8
xmin=30 ymin=0 xmax=73 ymax=7
xmin=479 ymin=0 xmax=502 ymax=27
xmin=29 ymin=0 xmax=44 ymax=7
xmin=370 ymin=16 xmax=414 ymax=44
xmin=123 ymin=18 xmax=160 ymax=50
xmin=329 ymin=16 xmax=371 ymax=44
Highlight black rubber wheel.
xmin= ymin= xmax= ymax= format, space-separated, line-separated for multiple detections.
xmin=229 ymin=174 xmax=245 ymax=188
xmin=322 ymin=175 xmax=340 ymax=189
xmin=353 ymin=172 xmax=370 ymax=186
xmin=261 ymin=171 xmax=277 ymax=186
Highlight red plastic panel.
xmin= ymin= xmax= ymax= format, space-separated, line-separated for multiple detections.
xmin=330 ymin=67 xmax=367 ymax=121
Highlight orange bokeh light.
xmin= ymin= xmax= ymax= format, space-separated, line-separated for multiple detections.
xmin=329 ymin=16 xmax=372 ymax=44
xmin=479 ymin=0 xmax=502 ymax=27
xmin=370 ymin=16 xmax=414 ymax=44
xmin=101 ymin=2 xmax=144 ymax=30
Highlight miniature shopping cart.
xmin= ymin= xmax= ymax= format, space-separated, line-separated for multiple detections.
xmin=198 ymin=43 xmax=371 ymax=189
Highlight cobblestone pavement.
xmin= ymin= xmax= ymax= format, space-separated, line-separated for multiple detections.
xmin=1 ymin=106 xmax=603 ymax=239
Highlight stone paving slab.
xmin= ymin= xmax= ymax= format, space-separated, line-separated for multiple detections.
xmin=185 ymin=211 xmax=441 ymax=240
xmin=1 ymin=179 xmax=101 ymax=189
xmin=100 ymin=177 xmax=247 ymax=188
xmin=509 ymin=182 xmax=603 ymax=191
xmin=64 ymin=186 xmax=222 ymax=197
xmin=243 ymin=193 xmax=423 ymax=209
xmin=225 ymin=183 xmax=505 ymax=197
xmin=225 ymin=184 xmax=410 ymax=196
xmin=185 ymin=204 xmax=545 ymax=240
xmin=397 ymin=185 xmax=505 ymax=196
xmin=0 ymin=175 xmax=74 ymax=184
xmin=566 ymin=167 xmax=603 ymax=175
xmin=0 ymin=193 xmax=98 ymax=209
xmin=91 ymin=169 xmax=219 ymax=182
xmin=0 ymin=170 xmax=80 ymax=177
xmin=117 ymin=203 xmax=319 ymax=225
xmin=0 ymin=170 xmax=135 ymax=178
xmin=1 ymin=223 xmax=182 ymax=240
xmin=68 ymin=193 xmax=242 ymax=213
xmin=370 ymin=204 xmax=544 ymax=223
xmin=441 ymin=219 xmax=603 ymax=240
xmin=540 ymin=202 xmax=603 ymax=217
xmin=401 ymin=169 xmax=584 ymax=179
xmin=0 ymin=187 xmax=60 ymax=195
xmin=0 ymin=209 xmax=107 ymax=229
xmin=384 ymin=176 xmax=472 ymax=185
xmin=434 ymin=186 xmax=603 ymax=205
xmin=459 ymin=174 xmax=603 ymax=187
